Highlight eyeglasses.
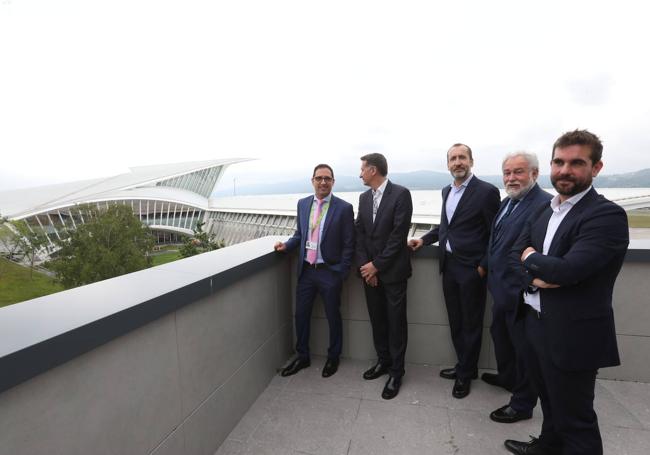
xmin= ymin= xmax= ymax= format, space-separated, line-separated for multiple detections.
xmin=313 ymin=176 xmax=333 ymax=183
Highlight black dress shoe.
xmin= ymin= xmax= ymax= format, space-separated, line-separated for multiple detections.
xmin=322 ymin=358 xmax=339 ymax=378
xmin=381 ymin=376 xmax=402 ymax=400
xmin=363 ymin=362 xmax=390 ymax=380
xmin=440 ymin=368 xmax=478 ymax=380
xmin=481 ymin=372 xmax=513 ymax=392
xmin=452 ymin=378 xmax=471 ymax=398
xmin=504 ymin=437 xmax=555 ymax=455
xmin=490 ymin=404 xmax=532 ymax=423
xmin=281 ymin=358 xmax=310 ymax=377
xmin=439 ymin=367 xmax=457 ymax=380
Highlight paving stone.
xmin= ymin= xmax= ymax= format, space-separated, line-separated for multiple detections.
xmin=599 ymin=378 xmax=650 ymax=430
xmin=247 ymin=389 xmax=359 ymax=455
xmin=349 ymin=400 xmax=454 ymax=455
xmin=449 ymin=408 xmax=541 ymax=455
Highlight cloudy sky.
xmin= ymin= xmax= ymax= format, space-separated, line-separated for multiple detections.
xmin=1 ymin=0 xmax=649 ymax=193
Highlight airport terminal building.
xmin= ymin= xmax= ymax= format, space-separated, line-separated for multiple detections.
xmin=0 ymin=159 xmax=254 ymax=249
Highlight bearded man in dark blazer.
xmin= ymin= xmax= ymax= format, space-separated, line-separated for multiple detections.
xmin=504 ymin=130 xmax=629 ymax=455
xmin=481 ymin=151 xmax=552 ymax=424
xmin=409 ymin=143 xmax=500 ymax=399
xmin=355 ymin=153 xmax=413 ymax=400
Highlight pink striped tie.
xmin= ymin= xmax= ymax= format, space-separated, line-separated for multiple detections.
xmin=306 ymin=199 xmax=324 ymax=264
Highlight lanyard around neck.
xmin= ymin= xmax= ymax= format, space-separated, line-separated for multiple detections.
xmin=310 ymin=200 xmax=330 ymax=231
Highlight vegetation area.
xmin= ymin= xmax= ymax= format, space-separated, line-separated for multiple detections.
xmin=179 ymin=221 xmax=224 ymax=257
xmin=151 ymin=250 xmax=182 ymax=266
xmin=49 ymin=205 xmax=154 ymax=289
xmin=0 ymin=209 xmax=224 ymax=307
xmin=0 ymin=258 xmax=63 ymax=308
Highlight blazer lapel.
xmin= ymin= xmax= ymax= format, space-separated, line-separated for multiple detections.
xmin=547 ymin=188 xmax=597 ymax=255
xmin=441 ymin=186 xmax=451 ymax=228
xmin=372 ymin=181 xmax=392 ymax=230
xmin=448 ymin=178 xmax=476 ymax=226
xmin=302 ymin=196 xmax=314 ymax=239
xmin=321 ymin=196 xmax=336 ymax=240
xmin=532 ymin=205 xmax=553 ymax=250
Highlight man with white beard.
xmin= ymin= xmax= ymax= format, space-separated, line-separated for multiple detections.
xmin=481 ymin=152 xmax=552 ymax=423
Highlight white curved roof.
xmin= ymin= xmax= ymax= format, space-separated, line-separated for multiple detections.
xmin=0 ymin=158 xmax=250 ymax=219
xmin=210 ymin=188 xmax=650 ymax=226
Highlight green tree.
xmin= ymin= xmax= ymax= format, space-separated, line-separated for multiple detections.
xmin=179 ymin=221 xmax=224 ymax=258
xmin=50 ymin=204 xmax=154 ymax=289
xmin=2 ymin=219 xmax=49 ymax=279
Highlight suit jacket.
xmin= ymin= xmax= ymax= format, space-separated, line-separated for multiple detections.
xmin=510 ymin=187 xmax=629 ymax=371
xmin=486 ymin=183 xmax=553 ymax=311
xmin=421 ymin=175 xmax=500 ymax=270
xmin=285 ymin=194 xmax=355 ymax=279
xmin=355 ymin=180 xmax=413 ymax=284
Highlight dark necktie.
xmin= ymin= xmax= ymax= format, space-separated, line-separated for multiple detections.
xmin=493 ymin=198 xmax=520 ymax=237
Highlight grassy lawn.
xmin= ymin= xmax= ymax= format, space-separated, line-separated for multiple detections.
xmin=0 ymin=258 xmax=64 ymax=308
xmin=628 ymin=211 xmax=650 ymax=228
xmin=151 ymin=250 xmax=182 ymax=266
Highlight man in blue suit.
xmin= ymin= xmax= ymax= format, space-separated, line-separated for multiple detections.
xmin=274 ymin=164 xmax=355 ymax=378
xmin=409 ymin=143 xmax=500 ymax=399
xmin=505 ymin=130 xmax=629 ymax=455
xmin=481 ymin=152 xmax=552 ymax=424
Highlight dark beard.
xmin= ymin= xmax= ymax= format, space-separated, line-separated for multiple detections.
xmin=551 ymin=175 xmax=592 ymax=196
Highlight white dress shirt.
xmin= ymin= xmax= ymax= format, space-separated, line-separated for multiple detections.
xmin=445 ymin=173 xmax=473 ymax=253
xmin=372 ymin=179 xmax=388 ymax=222
xmin=523 ymin=186 xmax=592 ymax=311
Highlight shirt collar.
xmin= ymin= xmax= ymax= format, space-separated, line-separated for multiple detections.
xmin=374 ymin=179 xmax=388 ymax=195
xmin=451 ymin=173 xmax=473 ymax=190
xmin=550 ymin=185 xmax=592 ymax=212
xmin=314 ymin=193 xmax=333 ymax=203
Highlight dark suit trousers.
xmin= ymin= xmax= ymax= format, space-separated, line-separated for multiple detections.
xmin=524 ymin=308 xmax=602 ymax=455
xmin=294 ymin=265 xmax=343 ymax=361
xmin=442 ymin=253 xmax=487 ymax=380
xmin=490 ymin=304 xmax=537 ymax=412
xmin=363 ymin=279 xmax=408 ymax=378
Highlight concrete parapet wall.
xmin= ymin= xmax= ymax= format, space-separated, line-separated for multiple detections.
xmin=305 ymin=246 xmax=650 ymax=383
xmin=0 ymin=237 xmax=293 ymax=455
xmin=0 ymin=237 xmax=648 ymax=455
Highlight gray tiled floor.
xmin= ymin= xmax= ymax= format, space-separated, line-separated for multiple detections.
xmin=215 ymin=358 xmax=650 ymax=455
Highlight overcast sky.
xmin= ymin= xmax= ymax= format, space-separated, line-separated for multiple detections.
xmin=1 ymin=0 xmax=649 ymax=193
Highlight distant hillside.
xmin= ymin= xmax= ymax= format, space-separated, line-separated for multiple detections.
xmin=214 ymin=168 xmax=650 ymax=196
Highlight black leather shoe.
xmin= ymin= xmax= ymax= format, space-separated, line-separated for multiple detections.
xmin=381 ymin=376 xmax=402 ymax=400
xmin=452 ymin=378 xmax=471 ymax=398
xmin=281 ymin=358 xmax=310 ymax=377
xmin=322 ymin=358 xmax=339 ymax=378
xmin=504 ymin=437 xmax=555 ymax=455
xmin=440 ymin=368 xmax=478 ymax=380
xmin=363 ymin=362 xmax=390 ymax=380
xmin=490 ymin=404 xmax=532 ymax=423
xmin=439 ymin=367 xmax=457 ymax=380
xmin=481 ymin=372 xmax=513 ymax=392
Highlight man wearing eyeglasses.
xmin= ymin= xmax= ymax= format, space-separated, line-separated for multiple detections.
xmin=275 ymin=164 xmax=355 ymax=378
